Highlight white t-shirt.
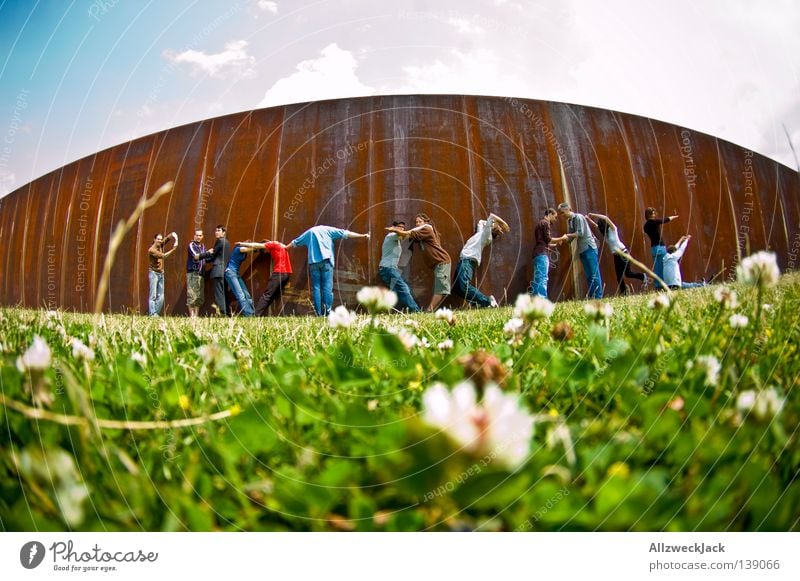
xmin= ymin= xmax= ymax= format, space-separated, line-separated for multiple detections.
xmin=459 ymin=215 xmax=495 ymax=265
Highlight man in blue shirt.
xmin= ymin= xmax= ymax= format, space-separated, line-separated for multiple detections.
xmin=558 ymin=202 xmax=603 ymax=299
xmin=286 ymin=225 xmax=370 ymax=316
xmin=379 ymin=221 xmax=421 ymax=313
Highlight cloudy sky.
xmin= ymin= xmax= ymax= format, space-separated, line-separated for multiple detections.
xmin=0 ymin=0 xmax=797 ymax=196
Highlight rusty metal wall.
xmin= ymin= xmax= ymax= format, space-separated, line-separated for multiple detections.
xmin=1 ymin=95 xmax=797 ymax=314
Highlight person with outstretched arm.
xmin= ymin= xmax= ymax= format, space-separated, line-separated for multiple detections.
xmin=285 ymin=225 xmax=370 ymax=316
xmin=587 ymin=213 xmax=647 ymax=295
xmin=643 ymin=207 xmax=679 ymax=290
xmin=386 ymin=213 xmax=451 ymax=312
xmin=452 ymin=212 xmax=511 ymax=308
xmin=558 ymin=202 xmax=603 ymax=299
xmin=236 ymin=240 xmax=293 ymax=316
xmin=198 ymin=225 xmax=232 ymax=316
xmin=531 ymin=208 xmax=569 ymax=298
xmin=148 ymin=231 xmax=178 ymax=316
xmin=378 ymin=221 xmax=421 ymax=313
xmin=662 ymin=235 xmax=705 ymax=290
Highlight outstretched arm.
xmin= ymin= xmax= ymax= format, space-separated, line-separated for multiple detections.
xmin=345 ymin=231 xmax=370 ymax=241
xmin=488 ymin=212 xmax=511 ymax=233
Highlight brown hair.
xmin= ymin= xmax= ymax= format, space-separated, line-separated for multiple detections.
xmin=645 ymin=207 xmax=656 ymax=219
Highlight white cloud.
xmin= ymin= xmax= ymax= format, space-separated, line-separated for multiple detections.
xmin=259 ymin=43 xmax=374 ymax=108
xmin=398 ymin=48 xmax=530 ymax=97
xmin=256 ymin=1 xmax=278 ymax=14
xmin=448 ymin=16 xmax=485 ymax=35
xmin=0 ymin=169 xmax=16 ymax=196
xmin=163 ymin=40 xmax=256 ymax=80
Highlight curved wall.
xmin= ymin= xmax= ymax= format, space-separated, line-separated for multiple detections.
xmin=1 ymin=95 xmax=797 ymax=314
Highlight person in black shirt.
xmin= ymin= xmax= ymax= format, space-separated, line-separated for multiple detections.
xmin=530 ymin=208 xmax=568 ymax=298
xmin=198 ymin=225 xmax=232 ymax=316
xmin=643 ymin=207 xmax=679 ymax=289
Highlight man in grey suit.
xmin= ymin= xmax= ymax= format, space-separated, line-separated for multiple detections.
xmin=198 ymin=225 xmax=232 ymax=315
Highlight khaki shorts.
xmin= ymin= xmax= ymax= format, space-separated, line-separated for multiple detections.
xmin=433 ymin=262 xmax=451 ymax=295
xmin=186 ymin=272 xmax=204 ymax=307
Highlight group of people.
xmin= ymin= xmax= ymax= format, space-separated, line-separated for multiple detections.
xmin=530 ymin=203 xmax=703 ymax=301
xmin=146 ymin=203 xmax=700 ymax=317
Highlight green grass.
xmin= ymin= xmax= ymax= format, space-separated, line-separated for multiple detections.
xmin=1 ymin=274 xmax=799 ymax=531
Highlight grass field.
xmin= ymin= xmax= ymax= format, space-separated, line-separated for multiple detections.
xmin=2 ymin=270 xmax=799 ymax=531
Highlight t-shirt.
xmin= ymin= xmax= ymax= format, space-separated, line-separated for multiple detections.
xmin=186 ymin=241 xmax=206 ymax=274
xmin=379 ymin=233 xmax=402 ymax=269
xmin=291 ymin=225 xmax=351 ymax=266
xmin=533 ymin=218 xmax=552 ymax=257
xmin=644 ymin=217 xmax=671 ymax=247
xmin=148 ymin=241 xmax=173 ymax=272
xmin=459 ymin=216 xmax=495 ymax=265
xmin=662 ymin=239 xmax=688 ymax=287
xmin=263 ymin=241 xmax=292 ymax=273
xmin=407 ymin=224 xmax=450 ymax=267
xmin=567 ymin=213 xmax=597 ymax=253
xmin=604 ymin=224 xmax=626 ymax=254
xmin=226 ymin=246 xmax=248 ymax=273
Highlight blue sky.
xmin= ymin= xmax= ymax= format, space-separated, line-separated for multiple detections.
xmin=1 ymin=0 xmax=798 ymax=196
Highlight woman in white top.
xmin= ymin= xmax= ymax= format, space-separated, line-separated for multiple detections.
xmin=587 ymin=213 xmax=647 ymax=295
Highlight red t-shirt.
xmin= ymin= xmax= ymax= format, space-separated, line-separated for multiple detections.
xmin=264 ymin=242 xmax=292 ymax=273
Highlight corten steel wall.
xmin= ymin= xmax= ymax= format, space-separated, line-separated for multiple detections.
xmin=1 ymin=95 xmax=798 ymax=315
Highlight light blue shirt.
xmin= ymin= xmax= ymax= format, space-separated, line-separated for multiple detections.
xmin=291 ymin=225 xmax=352 ymax=266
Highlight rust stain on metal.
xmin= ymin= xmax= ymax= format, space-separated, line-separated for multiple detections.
xmin=1 ymin=95 xmax=798 ymax=314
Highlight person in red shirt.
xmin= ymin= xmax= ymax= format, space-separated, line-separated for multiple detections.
xmin=236 ymin=240 xmax=293 ymax=316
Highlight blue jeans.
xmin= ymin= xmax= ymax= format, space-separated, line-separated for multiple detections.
xmin=651 ymin=245 xmax=667 ymax=289
xmin=452 ymin=258 xmax=491 ymax=307
xmin=148 ymin=270 xmax=164 ymax=315
xmin=309 ymin=259 xmax=334 ymax=316
xmin=531 ymin=254 xmax=549 ymax=298
xmin=224 ymin=269 xmax=254 ymax=316
xmin=579 ymin=247 xmax=603 ymax=299
xmin=671 ymin=282 xmax=704 ymax=290
xmin=379 ymin=266 xmax=421 ymax=312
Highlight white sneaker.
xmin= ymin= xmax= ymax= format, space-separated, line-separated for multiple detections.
xmin=489 ymin=295 xmax=499 ymax=308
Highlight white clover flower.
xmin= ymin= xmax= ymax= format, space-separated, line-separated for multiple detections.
xmin=713 ymin=286 xmax=739 ymax=309
xmin=753 ymin=388 xmax=784 ymax=420
xmin=688 ymin=355 xmax=721 ymax=387
xmin=328 ymin=305 xmax=358 ymax=328
xmin=419 ymin=336 xmax=431 ymax=349
xmin=513 ymin=294 xmax=554 ymax=321
xmin=402 ymin=318 xmax=420 ymax=329
xmin=55 ymin=325 xmax=69 ymax=341
xmin=394 ymin=327 xmax=422 ymax=350
xmin=736 ymin=390 xmax=756 ymax=414
xmin=503 ymin=317 xmax=525 ymax=337
xmin=196 ymin=344 xmax=234 ymax=367
xmin=422 ymin=381 xmax=534 ymax=469
xmin=16 ymin=336 xmax=52 ymax=373
xmin=648 ymin=294 xmax=671 ymax=310
xmin=728 ymin=313 xmax=749 ymax=329
xmin=584 ymin=301 xmax=613 ymax=320
xmin=736 ymin=251 xmax=780 ymax=288
xmin=762 ymin=303 xmax=772 ymax=311
xmin=434 ymin=308 xmax=456 ymax=325
xmin=356 ymin=286 xmax=398 ymax=313
xmin=737 ymin=388 xmax=784 ymax=421
xmin=545 ymin=423 xmax=576 ymax=466
xmin=437 ymin=339 xmax=454 ymax=351
xmin=70 ymin=338 xmax=95 ymax=361
xmin=131 ymin=352 xmax=147 ymax=367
